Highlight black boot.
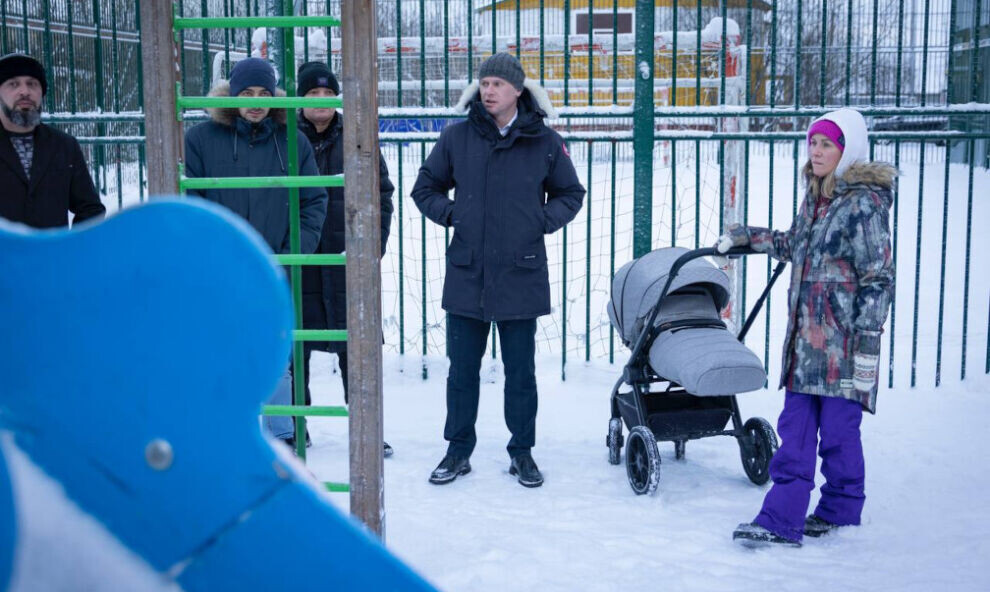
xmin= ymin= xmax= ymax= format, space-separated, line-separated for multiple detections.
xmin=732 ymin=523 xmax=802 ymax=548
xmin=285 ymin=429 xmax=312 ymax=451
xmin=509 ymin=453 xmax=544 ymax=488
xmin=384 ymin=441 xmax=394 ymax=458
xmin=429 ymin=454 xmax=471 ymax=484
xmin=803 ymin=514 xmax=838 ymax=538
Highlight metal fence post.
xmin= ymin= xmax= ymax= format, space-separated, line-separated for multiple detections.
xmin=633 ymin=0 xmax=654 ymax=257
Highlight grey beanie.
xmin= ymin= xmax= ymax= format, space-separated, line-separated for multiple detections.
xmin=478 ymin=52 xmax=525 ymax=91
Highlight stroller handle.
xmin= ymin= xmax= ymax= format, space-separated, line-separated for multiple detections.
xmin=623 ymin=246 xmax=785 ymax=369
xmin=661 ymin=246 xmax=764 ymax=302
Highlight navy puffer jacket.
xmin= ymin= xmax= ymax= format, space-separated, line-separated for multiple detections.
xmin=411 ymin=84 xmax=584 ymax=321
xmin=183 ymin=82 xmax=327 ymax=254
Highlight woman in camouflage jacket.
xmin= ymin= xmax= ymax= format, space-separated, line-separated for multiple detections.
xmin=723 ymin=108 xmax=897 ymax=547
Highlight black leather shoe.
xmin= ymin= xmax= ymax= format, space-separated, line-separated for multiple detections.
xmin=384 ymin=441 xmax=394 ymax=458
xmin=429 ymin=455 xmax=471 ymax=484
xmin=509 ymin=453 xmax=544 ymax=488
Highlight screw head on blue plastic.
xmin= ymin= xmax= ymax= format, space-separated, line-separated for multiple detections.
xmin=145 ymin=439 xmax=174 ymax=471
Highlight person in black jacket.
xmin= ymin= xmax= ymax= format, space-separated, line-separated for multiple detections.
xmin=412 ymin=53 xmax=585 ymax=487
xmin=0 ymin=53 xmax=104 ymax=228
xmin=293 ymin=61 xmax=396 ymax=456
xmin=184 ymin=58 xmax=328 ymax=447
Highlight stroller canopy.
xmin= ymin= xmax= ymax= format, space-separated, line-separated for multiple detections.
xmin=608 ymin=247 xmax=731 ymax=347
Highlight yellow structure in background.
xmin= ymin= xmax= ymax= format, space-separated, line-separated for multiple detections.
xmin=476 ymin=0 xmax=769 ymax=107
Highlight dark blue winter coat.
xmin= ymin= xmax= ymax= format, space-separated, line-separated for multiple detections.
xmin=298 ymin=112 xmax=394 ymax=353
xmin=411 ymin=87 xmax=585 ymax=321
xmin=183 ymin=83 xmax=327 ymax=254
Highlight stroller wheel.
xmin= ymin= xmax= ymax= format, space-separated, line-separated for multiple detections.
xmin=607 ymin=418 xmax=624 ymax=465
xmin=625 ymin=426 xmax=660 ymax=495
xmin=739 ymin=417 xmax=779 ymax=485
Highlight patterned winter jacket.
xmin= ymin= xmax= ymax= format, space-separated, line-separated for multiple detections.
xmin=741 ymin=161 xmax=896 ymax=413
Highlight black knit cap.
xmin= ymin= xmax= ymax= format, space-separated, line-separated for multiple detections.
xmin=297 ymin=61 xmax=340 ymax=97
xmin=0 ymin=53 xmax=47 ymax=96
xmin=478 ymin=52 xmax=525 ymax=91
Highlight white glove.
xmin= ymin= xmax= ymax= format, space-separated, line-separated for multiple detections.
xmin=714 ymin=224 xmax=749 ymax=254
xmin=716 ymin=235 xmax=735 ymax=254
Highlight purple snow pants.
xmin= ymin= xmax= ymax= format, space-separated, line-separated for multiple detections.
xmin=753 ymin=390 xmax=865 ymax=542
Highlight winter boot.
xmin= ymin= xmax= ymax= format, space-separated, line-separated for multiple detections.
xmin=803 ymin=514 xmax=838 ymax=538
xmin=429 ymin=454 xmax=471 ymax=484
xmin=384 ymin=441 xmax=394 ymax=458
xmin=732 ymin=523 xmax=802 ymax=548
xmin=508 ymin=453 xmax=544 ymax=488
xmin=285 ymin=429 xmax=312 ymax=451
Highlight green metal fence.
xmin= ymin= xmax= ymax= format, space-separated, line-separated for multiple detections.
xmin=4 ymin=0 xmax=989 ymax=388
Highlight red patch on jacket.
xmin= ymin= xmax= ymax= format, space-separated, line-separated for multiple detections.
xmin=561 ymin=142 xmax=570 ymax=158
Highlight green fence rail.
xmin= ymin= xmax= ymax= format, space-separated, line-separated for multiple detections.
xmin=3 ymin=0 xmax=988 ymax=393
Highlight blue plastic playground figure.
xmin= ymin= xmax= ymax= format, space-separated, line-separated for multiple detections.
xmin=0 ymin=199 xmax=433 ymax=591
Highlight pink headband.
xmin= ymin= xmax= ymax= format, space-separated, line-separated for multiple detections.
xmin=807 ymin=119 xmax=845 ymax=151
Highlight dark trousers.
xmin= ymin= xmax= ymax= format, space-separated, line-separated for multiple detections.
xmin=754 ymin=390 xmax=866 ymax=542
xmin=298 ymin=343 xmax=349 ymax=404
xmin=444 ymin=312 xmax=538 ymax=460
xmin=292 ymin=293 xmax=349 ymax=405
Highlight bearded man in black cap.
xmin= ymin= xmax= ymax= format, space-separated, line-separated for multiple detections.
xmin=293 ymin=61 xmax=396 ymax=456
xmin=0 ymin=53 xmax=104 ymax=228
xmin=412 ymin=52 xmax=585 ymax=487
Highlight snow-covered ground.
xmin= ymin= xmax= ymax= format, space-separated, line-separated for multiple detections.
xmin=302 ymin=352 xmax=990 ymax=592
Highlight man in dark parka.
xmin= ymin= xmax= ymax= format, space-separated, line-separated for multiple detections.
xmin=184 ymin=58 xmax=328 ymax=446
xmin=293 ymin=61 xmax=395 ymax=455
xmin=184 ymin=58 xmax=327 ymax=255
xmin=0 ymin=53 xmax=104 ymax=228
xmin=412 ymin=53 xmax=585 ymax=487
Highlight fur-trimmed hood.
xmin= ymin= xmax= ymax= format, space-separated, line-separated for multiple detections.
xmin=453 ymin=78 xmax=558 ymax=119
xmin=803 ymin=160 xmax=898 ymax=207
xmin=839 ymin=161 xmax=898 ymax=190
xmin=206 ymin=80 xmax=287 ymax=127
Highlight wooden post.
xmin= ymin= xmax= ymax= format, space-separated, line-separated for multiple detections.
xmin=341 ymin=0 xmax=385 ymax=537
xmin=138 ymin=1 xmax=182 ymax=196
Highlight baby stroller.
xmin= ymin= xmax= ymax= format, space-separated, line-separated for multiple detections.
xmin=606 ymin=246 xmax=787 ymax=495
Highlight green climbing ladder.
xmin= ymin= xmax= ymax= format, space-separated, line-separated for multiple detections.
xmin=172 ymin=4 xmax=348 ymax=492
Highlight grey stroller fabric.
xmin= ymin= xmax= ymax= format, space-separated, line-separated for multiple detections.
xmin=608 ymin=248 xmax=767 ymax=396
xmin=608 ymin=247 xmax=731 ymax=346
xmin=648 ymin=328 xmax=767 ymax=396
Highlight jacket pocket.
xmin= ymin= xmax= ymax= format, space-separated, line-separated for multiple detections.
xmin=515 ymin=251 xmax=546 ymax=269
xmin=825 ymin=289 xmax=854 ymax=337
xmin=446 ymin=241 xmax=472 ymax=267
